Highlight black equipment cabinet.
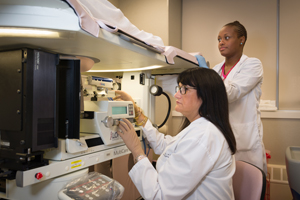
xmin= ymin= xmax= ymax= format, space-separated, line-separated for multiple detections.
xmin=0 ymin=48 xmax=81 ymax=172
xmin=57 ymin=58 xmax=81 ymax=139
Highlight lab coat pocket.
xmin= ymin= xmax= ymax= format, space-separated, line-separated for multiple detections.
xmin=231 ymin=121 xmax=260 ymax=151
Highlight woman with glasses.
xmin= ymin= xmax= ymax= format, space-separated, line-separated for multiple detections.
xmin=114 ymin=67 xmax=236 ymax=200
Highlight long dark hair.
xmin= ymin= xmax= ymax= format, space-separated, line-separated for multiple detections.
xmin=177 ymin=68 xmax=236 ymax=154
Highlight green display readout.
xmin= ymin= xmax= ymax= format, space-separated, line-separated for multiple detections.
xmin=112 ymin=106 xmax=127 ymax=115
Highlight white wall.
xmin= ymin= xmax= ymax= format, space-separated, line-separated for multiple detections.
xmin=182 ymin=0 xmax=277 ymax=101
xmin=117 ymin=0 xmax=169 ymax=46
xmin=109 ymin=0 xmax=182 ymax=48
xmin=279 ymin=0 xmax=300 ymax=110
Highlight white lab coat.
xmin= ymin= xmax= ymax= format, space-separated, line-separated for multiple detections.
xmin=129 ymin=117 xmax=235 ymax=200
xmin=213 ymin=54 xmax=267 ymax=174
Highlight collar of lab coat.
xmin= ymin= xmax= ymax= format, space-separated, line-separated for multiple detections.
xmin=176 ymin=117 xmax=207 ymax=138
xmin=215 ymin=54 xmax=248 ymax=81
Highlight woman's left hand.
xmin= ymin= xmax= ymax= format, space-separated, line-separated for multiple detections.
xmin=117 ymin=118 xmax=144 ymax=158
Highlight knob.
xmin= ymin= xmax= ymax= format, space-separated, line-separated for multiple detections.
xmin=101 ymin=116 xmax=120 ymax=128
xmin=35 ymin=172 xmax=43 ymax=180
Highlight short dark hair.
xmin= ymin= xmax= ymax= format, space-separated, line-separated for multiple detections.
xmin=225 ymin=21 xmax=247 ymax=44
xmin=177 ymin=67 xmax=236 ymax=154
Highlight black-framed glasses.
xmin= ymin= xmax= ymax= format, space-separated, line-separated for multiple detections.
xmin=175 ymin=85 xmax=196 ymax=95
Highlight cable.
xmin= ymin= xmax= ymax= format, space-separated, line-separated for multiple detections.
xmin=158 ymin=91 xmax=171 ymax=128
xmin=142 ymin=136 xmax=146 ymax=154
xmin=142 ymin=135 xmax=151 ymax=156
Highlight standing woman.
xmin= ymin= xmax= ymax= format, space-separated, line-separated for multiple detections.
xmin=114 ymin=68 xmax=236 ymax=200
xmin=214 ymin=21 xmax=267 ymax=173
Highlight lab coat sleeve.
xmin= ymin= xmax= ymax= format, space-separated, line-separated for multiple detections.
xmin=225 ymin=58 xmax=263 ymax=103
xmin=129 ymin=126 xmax=216 ymax=200
xmin=142 ymin=120 xmax=175 ymax=155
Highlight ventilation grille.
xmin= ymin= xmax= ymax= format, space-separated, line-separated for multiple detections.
xmin=267 ymin=164 xmax=289 ymax=184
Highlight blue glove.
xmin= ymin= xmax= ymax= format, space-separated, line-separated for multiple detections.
xmin=195 ymin=55 xmax=209 ymax=68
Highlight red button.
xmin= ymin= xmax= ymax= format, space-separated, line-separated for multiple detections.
xmin=35 ymin=172 xmax=43 ymax=180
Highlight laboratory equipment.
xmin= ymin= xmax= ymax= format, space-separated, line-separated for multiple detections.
xmin=149 ymin=85 xmax=171 ymax=129
xmin=81 ymin=100 xmax=136 ymax=146
xmin=0 ymin=48 xmax=80 ymax=171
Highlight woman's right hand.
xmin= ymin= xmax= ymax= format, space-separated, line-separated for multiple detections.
xmin=113 ymin=90 xmax=135 ymax=104
xmin=117 ymin=118 xmax=144 ymax=159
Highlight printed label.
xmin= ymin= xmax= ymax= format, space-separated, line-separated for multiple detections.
xmin=114 ymin=148 xmax=129 ymax=156
xmin=71 ymin=160 xmax=82 ymax=169
xmin=110 ymin=131 xmax=120 ymax=141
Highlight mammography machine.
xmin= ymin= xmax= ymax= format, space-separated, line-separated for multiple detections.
xmin=0 ymin=48 xmax=141 ymax=199
xmin=0 ymin=0 xmax=200 ymax=199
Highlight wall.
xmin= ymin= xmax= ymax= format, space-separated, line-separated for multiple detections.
xmin=168 ymin=0 xmax=182 ymax=48
xmin=279 ymin=0 xmax=300 ymax=110
xmin=182 ymin=0 xmax=277 ymax=101
xmin=109 ymin=0 xmax=182 ymax=48
xmin=115 ymin=0 xmax=169 ymax=46
xmin=107 ymin=0 xmax=119 ymax=8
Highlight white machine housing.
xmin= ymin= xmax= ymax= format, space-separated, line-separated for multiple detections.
xmin=81 ymin=100 xmax=135 ymax=145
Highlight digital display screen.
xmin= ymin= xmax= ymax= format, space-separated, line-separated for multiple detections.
xmin=112 ymin=106 xmax=127 ymax=115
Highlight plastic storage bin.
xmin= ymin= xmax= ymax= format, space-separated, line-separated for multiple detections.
xmin=285 ymin=146 xmax=300 ymax=200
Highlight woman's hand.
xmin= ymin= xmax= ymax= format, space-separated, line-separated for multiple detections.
xmin=113 ymin=90 xmax=135 ymax=104
xmin=117 ymin=118 xmax=144 ymax=158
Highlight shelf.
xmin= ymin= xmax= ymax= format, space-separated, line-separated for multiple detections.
xmin=261 ymin=110 xmax=300 ymax=119
xmin=0 ymin=0 xmax=198 ymax=74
